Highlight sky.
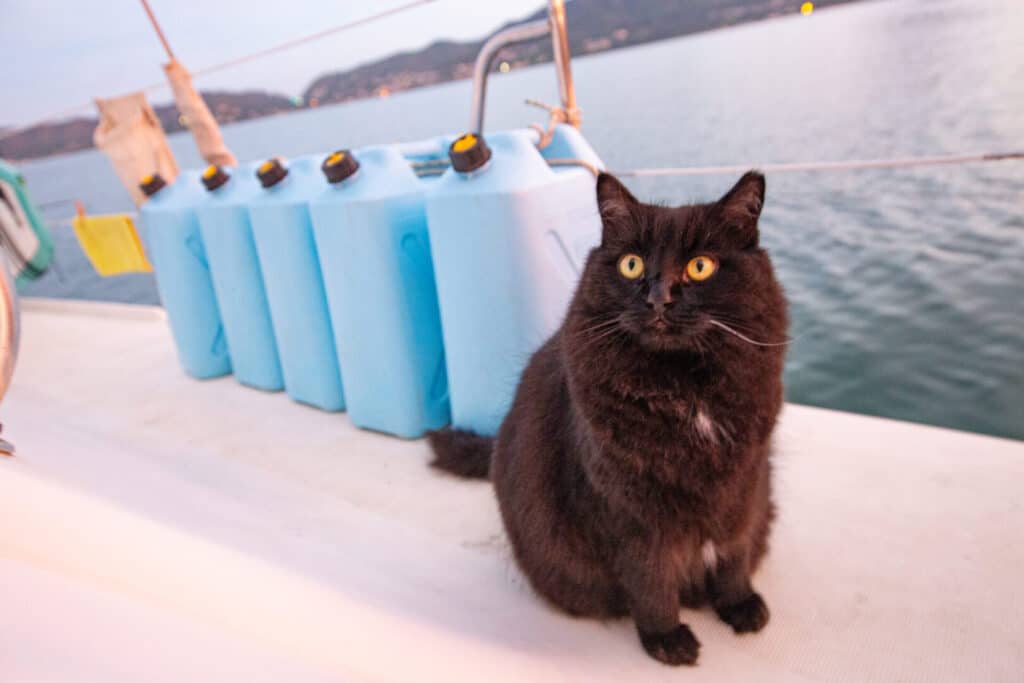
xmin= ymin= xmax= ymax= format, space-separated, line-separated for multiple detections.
xmin=0 ymin=0 xmax=543 ymax=127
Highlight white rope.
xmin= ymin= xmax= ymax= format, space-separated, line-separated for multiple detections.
xmin=186 ymin=0 xmax=438 ymax=81
xmin=411 ymin=150 xmax=1024 ymax=180
xmin=611 ymin=151 xmax=1024 ymax=177
xmin=38 ymin=145 xmax=1024 ymax=224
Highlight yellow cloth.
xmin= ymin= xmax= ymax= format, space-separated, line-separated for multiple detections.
xmin=72 ymin=213 xmax=152 ymax=276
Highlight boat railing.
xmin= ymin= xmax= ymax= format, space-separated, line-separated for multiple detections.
xmin=469 ymin=0 xmax=580 ymax=135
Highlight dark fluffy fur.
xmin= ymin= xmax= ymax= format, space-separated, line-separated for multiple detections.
xmin=428 ymin=171 xmax=788 ymax=666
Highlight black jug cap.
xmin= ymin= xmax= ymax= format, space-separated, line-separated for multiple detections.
xmin=322 ymin=150 xmax=360 ymax=184
xmin=139 ymin=173 xmax=167 ymax=197
xmin=448 ymin=133 xmax=492 ymax=173
xmin=201 ymin=164 xmax=231 ymax=191
xmin=256 ymin=158 xmax=289 ymax=188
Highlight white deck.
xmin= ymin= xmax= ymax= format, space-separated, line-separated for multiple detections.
xmin=2 ymin=299 xmax=1022 ymax=682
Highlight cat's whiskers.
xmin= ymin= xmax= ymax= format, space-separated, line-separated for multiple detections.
xmin=573 ymin=317 xmax=627 ymax=355
xmin=707 ymin=319 xmax=792 ymax=347
xmin=690 ymin=333 xmax=712 ymax=357
xmin=702 ymin=310 xmax=759 ymax=329
xmin=573 ymin=318 xmax=620 ymax=338
xmin=580 ymin=325 xmax=626 ymax=352
xmin=703 ymin=308 xmax=787 ymax=338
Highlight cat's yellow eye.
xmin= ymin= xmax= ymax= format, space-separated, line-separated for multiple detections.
xmin=685 ymin=255 xmax=717 ymax=282
xmin=618 ymin=253 xmax=645 ymax=280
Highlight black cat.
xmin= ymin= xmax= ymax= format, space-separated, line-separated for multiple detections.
xmin=429 ymin=171 xmax=788 ymax=666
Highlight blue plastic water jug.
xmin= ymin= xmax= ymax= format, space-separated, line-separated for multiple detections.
xmin=425 ymin=125 xmax=603 ymax=435
xmin=139 ymin=171 xmax=231 ymax=379
xmin=247 ymin=156 xmax=345 ymax=411
xmin=195 ymin=164 xmax=283 ymax=392
xmin=309 ymin=146 xmax=449 ymax=438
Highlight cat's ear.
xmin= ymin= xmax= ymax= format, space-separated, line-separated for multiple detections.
xmin=596 ymin=172 xmax=638 ymax=243
xmin=717 ymin=170 xmax=765 ymax=248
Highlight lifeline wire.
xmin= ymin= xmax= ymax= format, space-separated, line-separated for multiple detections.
xmin=0 ymin=0 xmax=439 ymax=143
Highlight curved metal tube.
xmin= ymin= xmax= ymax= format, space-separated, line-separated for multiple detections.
xmin=0 ymin=251 xmax=19 ymax=406
xmin=469 ymin=19 xmax=551 ymax=133
xmin=468 ymin=0 xmax=581 ymax=134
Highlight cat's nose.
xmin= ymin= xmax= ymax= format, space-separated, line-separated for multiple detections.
xmin=646 ymin=280 xmax=674 ymax=313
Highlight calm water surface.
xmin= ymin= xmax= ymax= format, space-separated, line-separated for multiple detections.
xmin=20 ymin=0 xmax=1024 ymax=440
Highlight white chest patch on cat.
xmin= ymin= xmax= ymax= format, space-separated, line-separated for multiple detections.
xmin=701 ymin=540 xmax=718 ymax=570
xmin=695 ymin=409 xmax=717 ymax=442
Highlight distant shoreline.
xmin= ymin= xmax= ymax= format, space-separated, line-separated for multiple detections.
xmin=1 ymin=0 xmax=861 ymax=162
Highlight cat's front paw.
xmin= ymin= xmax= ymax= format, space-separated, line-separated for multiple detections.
xmin=715 ymin=592 xmax=770 ymax=634
xmin=638 ymin=624 xmax=701 ymax=666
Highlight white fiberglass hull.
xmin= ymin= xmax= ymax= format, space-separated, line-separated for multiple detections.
xmin=2 ymin=299 xmax=1022 ymax=681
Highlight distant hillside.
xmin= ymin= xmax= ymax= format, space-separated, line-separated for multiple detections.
xmin=3 ymin=0 xmax=860 ymax=161
xmin=154 ymin=90 xmax=297 ymax=135
xmin=304 ymin=0 xmax=860 ymax=106
xmin=0 ymin=91 xmax=295 ymax=161
xmin=0 ymin=117 xmax=98 ymax=160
